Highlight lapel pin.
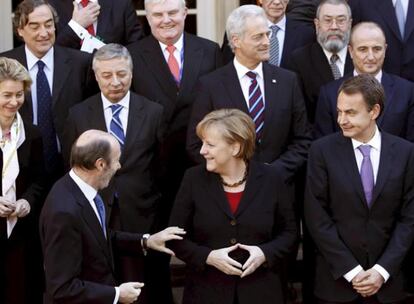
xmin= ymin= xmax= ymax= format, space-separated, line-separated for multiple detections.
xmin=272 ymin=79 xmax=277 ymax=83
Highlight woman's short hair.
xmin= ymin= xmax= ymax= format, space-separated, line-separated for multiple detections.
xmin=0 ymin=57 xmax=32 ymax=92
xmin=196 ymin=108 xmax=256 ymax=160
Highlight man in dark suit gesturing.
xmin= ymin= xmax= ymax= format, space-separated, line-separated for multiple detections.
xmin=187 ymin=4 xmax=311 ymax=184
xmin=305 ymin=74 xmax=414 ymax=304
xmin=40 ymin=129 xmax=185 ymax=304
xmin=62 ymin=43 xmax=165 ymax=303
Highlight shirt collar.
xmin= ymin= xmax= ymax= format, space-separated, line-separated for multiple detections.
xmin=322 ymin=45 xmax=348 ymax=64
xmin=69 ymin=169 xmax=97 ymax=202
xmin=233 ymin=57 xmax=264 ymax=81
xmin=101 ymin=91 xmax=130 ymax=110
xmin=351 ymin=125 xmax=381 ymax=151
xmin=159 ymin=33 xmax=184 ymax=53
xmin=25 ymin=45 xmax=54 ymax=70
xmin=267 ymin=14 xmax=286 ymax=32
xmin=353 ymin=70 xmax=383 ymax=83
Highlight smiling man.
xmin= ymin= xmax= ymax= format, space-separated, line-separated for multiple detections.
xmin=305 ymin=74 xmax=414 ymax=304
xmin=315 ymin=22 xmax=414 ymax=141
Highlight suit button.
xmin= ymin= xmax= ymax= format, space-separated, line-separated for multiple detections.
xmin=230 ymin=220 xmax=237 ymax=226
xmin=230 ymin=238 xmax=237 ymax=245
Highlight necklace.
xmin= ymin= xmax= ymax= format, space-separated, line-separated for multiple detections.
xmin=220 ymin=163 xmax=248 ymax=188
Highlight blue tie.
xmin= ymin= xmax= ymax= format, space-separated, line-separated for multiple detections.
xmin=246 ymin=71 xmax=265 ymax=140
xmin=36 ymin=61 xmax=58 ymax=173
xmin=109 ymin=104 xmax=125 ymax=148
xmin=269 ymin=25 xmax=280 ymax=66
xmin=93 ymin=194 xmax=107 ymax=238
xmin=395 ymin=0 xmax=406 ymax=39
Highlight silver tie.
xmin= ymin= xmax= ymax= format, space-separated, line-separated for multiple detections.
xmin=269 ymin=25 xmax=280 ymax=66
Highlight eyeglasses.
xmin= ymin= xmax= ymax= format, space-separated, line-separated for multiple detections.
xmin=319 ymin=17 xmax=349 ymax=27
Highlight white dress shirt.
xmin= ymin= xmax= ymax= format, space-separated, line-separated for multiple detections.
xmin=159 ymin=33 xmax=184 ymax=71
xmin=322 ymin=46 xmax=348 ymax=77
xmin=343 ymin=126 xmax=390 ymax=283
xmin=101 ymin=91 xmax=130 ymax=136
xmin=233 ymin=58 xmax=266 ymax=109
xmin=267 ymin=15 xmax=286 ymax=66
xmin=69 ymin=169 xmax=120 ymax=304
xmin=25 ymin=46 xmax=54 ymax=125
xmin=69 ymin=0 xmax=99 ymax=39
xmin=353 ymin=70 xmax=383 ymax=84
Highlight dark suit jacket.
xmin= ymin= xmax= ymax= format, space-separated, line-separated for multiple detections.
xmin=128 ymin=33 xmax=222 ymax=218
xmin=48 ymin=0 xmax=144 ymax=49
xmin=1 ymin=45 xmax=94 ymax=143
xmin=221 ymin=17 xmax=315 ymax=66
xmin=349 ymin=0 xmax=414 ymax=82
xmin=168 ymin=161 xmax=297 ymax=304
xmin=40 ymin=174 xmax=144 ymax=304
xmin=305 ymin=132 xmax=414 ymax=303
xmin=287 ymin=42 xmax=354 ymax=123
xmin=62 ymin=92 xmax=164 ymax=233
xmin=186 ymin=62 xmax=312 ymax=183
xmin=286 ymin=0 xmax=321 ymax=25
xmin=314 ymin=72 xmax=414 ymax=141
xmin=0 ymin=123 xmax=45 ymax=304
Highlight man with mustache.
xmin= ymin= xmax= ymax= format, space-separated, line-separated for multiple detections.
xmin=287 ymin=0 xmax=354 ymax=124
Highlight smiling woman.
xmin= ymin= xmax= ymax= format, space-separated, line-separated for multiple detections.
xmin=0 ymin=56 xmax=46 ymax=304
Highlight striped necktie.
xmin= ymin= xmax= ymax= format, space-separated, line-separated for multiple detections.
xmin=109 ymin=104 xmax=125 ymax=148
xmin=246 ymin=71 xmax=265 ymax=139
xmin=93 ymin=194 xmax=107 ymax=238
xmin=269 ymin=25 xmax=280 ymax=66
xmin=329 ymin=54 xmax=341 ymax=80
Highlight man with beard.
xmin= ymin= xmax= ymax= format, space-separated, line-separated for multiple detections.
xmin=287 ymin=0 xmax=354 ymax=124
xmin=314 ymin=22 xmax=414 ymax=141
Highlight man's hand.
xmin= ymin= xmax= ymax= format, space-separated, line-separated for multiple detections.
xmin=146 ymin=226 xmax=186 ymax=256
xmin=238 ymin=244 xmax=266 ymax=278
xmin=352 ymin=268 xmax=384 ymax=297
xmin=206 ymin=244 xmax=243 ymax=276
xmin=72 ymin=1 xmax=100 ymax=28
xmin=10 ymin=199 xmax=30 ymax=218
xmin=0 ymin=197 xmax=15 ymax=217
xmin=118 ymin=282 xmax=144 ymax=304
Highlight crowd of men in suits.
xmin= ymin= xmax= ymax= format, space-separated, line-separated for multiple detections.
xmin=1 ymin=0 xmax=414 ymax=303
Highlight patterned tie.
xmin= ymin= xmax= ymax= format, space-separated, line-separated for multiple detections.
xmin=246 ymin=71 xmax=265 ymax=140
xmin=166 ymin=45 xmax=180 ymax=85
xmin=329 ymin=53 xmax=341 ymax=80
xmin=93 ymin=194 xmax=107 ymax=238
xmin=395 ymin=0 xmax=406 ymax=39
xmin=358 ymin=145 xmax=374 ymax=206
xmin=37 ymin=61 xmax=58 ymax=173
xmin=109 ymin=104 xmax=125 ymax=149
xmin=80 ymin=0 xmax=95 ymax=36
xmin=269 ymin=25 xmax=280 ymax=66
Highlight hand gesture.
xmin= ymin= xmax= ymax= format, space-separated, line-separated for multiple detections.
xmin=238 ymin=244 xmax=266 ymax=278
xmin=0 ymin=197 xmax=15 ymax=217
xmin=352 ymin=268 xmax=384 ymax=297
xmin=118 ymin=282 xmax=144 ymax=304
xmin=10 ymin=199 xmax=30 ymax=218
xmin=72 ymin=0 xmax=101 ymax=28
xmin=206 ymin=244 xmax=243 ymax=276
xmin=147 ymin=226 xmax=186 ymax=256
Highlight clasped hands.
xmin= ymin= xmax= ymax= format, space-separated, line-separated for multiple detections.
xmin=352 ymin=268 xmax=385 ymax=298
xmin=0 ymin=197 xmax=30 ymax=218
xmin=206 ymin=243 xmax=266 ymax=278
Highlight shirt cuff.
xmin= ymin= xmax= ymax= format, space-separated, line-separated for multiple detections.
xmin=373 ymin=264 xmax=390 ymax=283
xmin=68 ymin=19 xmax=90 ymax=40
xmin=343 ymin=265 xmax=363 ymax=282
xmin=113 ymin=286 xmax=119 ymax=304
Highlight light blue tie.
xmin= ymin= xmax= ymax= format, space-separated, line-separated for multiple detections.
xmin=395 ymin=0 xmax=406 ymax=39
xmin=93 ymin=194 xmax=107 ymax=238
xmin=269 ymin=25 xmax=280 ymax=66
xmin=109 ymin=104 xmax=125 ymax=148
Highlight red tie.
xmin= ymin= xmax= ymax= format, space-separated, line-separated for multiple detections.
xmin=166 ymin=45 xmax=180 ymax=85
xmin=80 ymin=0 xmax=95 ymax=36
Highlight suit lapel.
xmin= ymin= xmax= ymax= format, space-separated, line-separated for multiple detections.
xmin=371 ymin=133 xmax=394 ymax=205
xmin=336 ymin=136 xmax=368 ymax=208
xmin=16 ymin=47 xmax=34 ymax=123
xmin=378 ymin=73 xmax=394 ymax=126
xmin=87 ymin=96 xmax=107 ymax=131
xmin=377 ymin=0 xmax=403 ymax=41
xmin=281 ymin=18 xmax=294 ymax=66
xmin=261 ymin=64 xmax=278 ymax=143
xmin=178 ymin=33 xmax=202 ymax=97
xmin=96 ymin=0 xmax=111 ymax=41
xmin=141 ymin=36 xmax=178 ymax=101
xmin=404 ymin=0 xmax=414 ymax=42
xmin=312 ymin=44 xmax=334 ymax=83
xmin=205 ymin=171 xmax=234 ymax=219
xmin=52 ymin=47 xmax=71 ymax=107
xmin=222 ymin=64 xmax=249 ymax=112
